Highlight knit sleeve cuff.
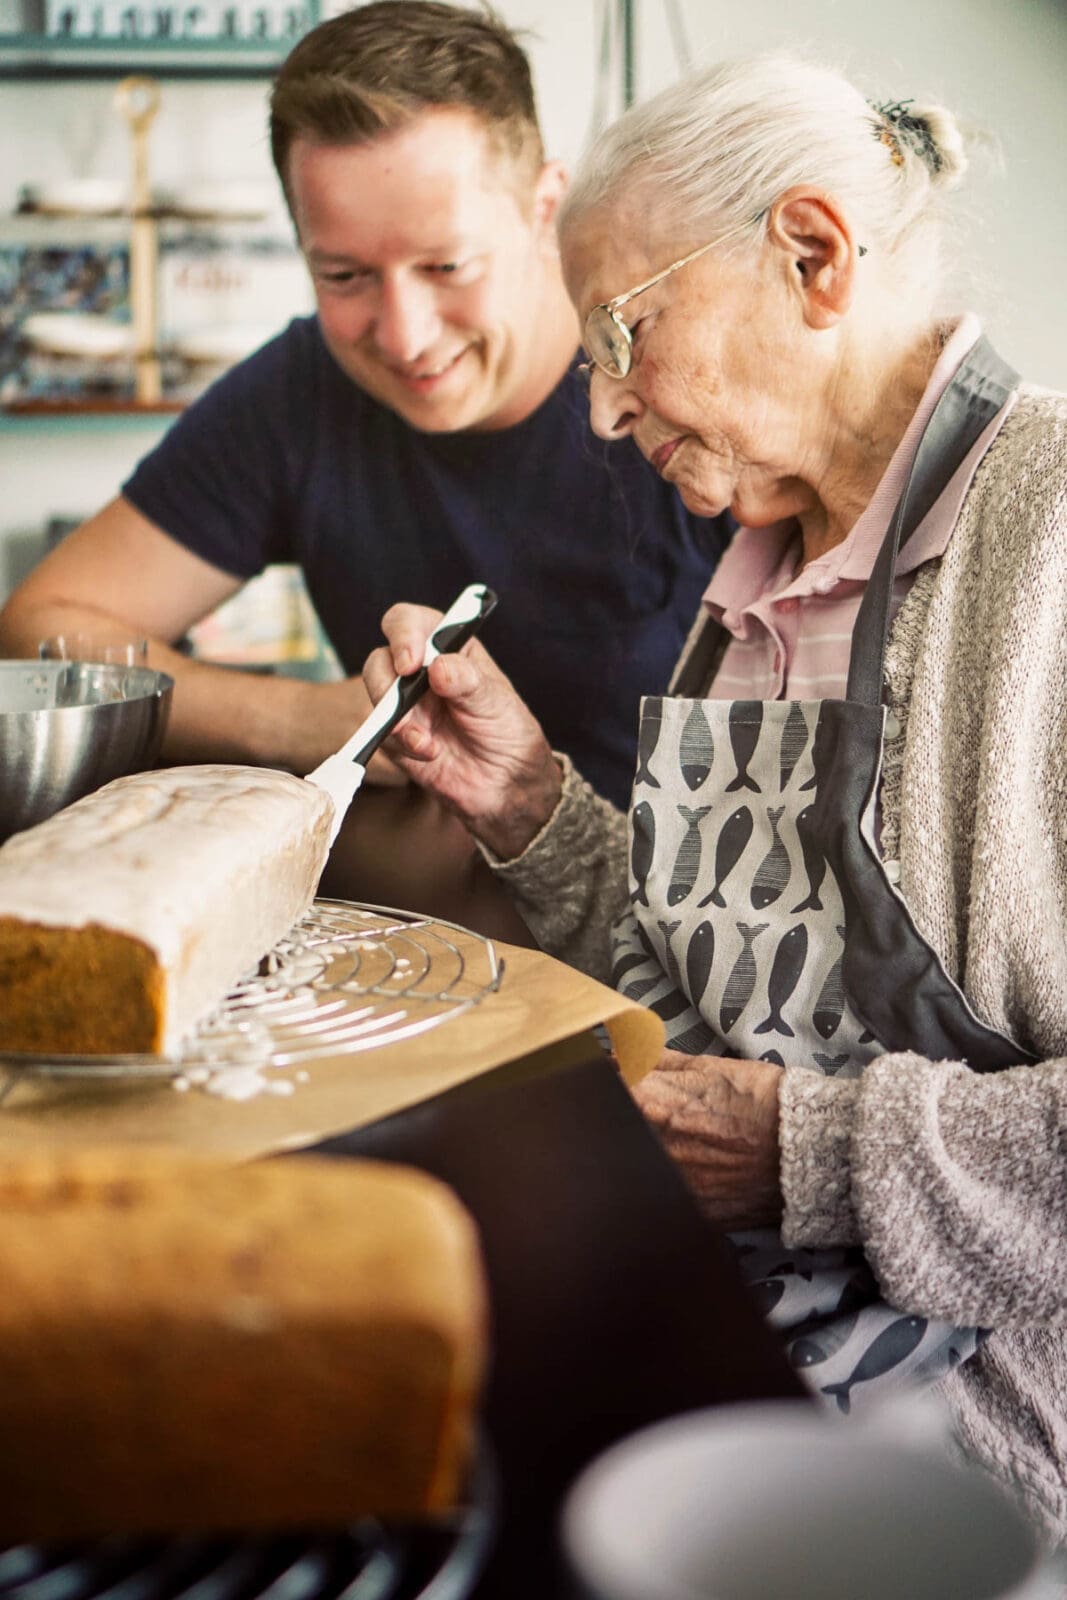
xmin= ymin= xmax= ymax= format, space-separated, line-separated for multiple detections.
xmin=475 ymin=752 xmax=618 ymax=876
xmin=779 ymin=1072 xmax=863 ymax=1248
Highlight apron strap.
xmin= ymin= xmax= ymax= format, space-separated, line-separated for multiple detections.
xmin=670 ymin=608 xmax=731 ymax=698
xmin=846 ymin=336 xmax=1019 ymax=706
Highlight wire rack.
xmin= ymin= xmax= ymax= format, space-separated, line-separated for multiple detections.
xmin=0 ymin=899 xmax=503 ymax=1096
xmin=0 ymin=1436 xmax=498 ymax=1600
xmin=0 ymin=1527 xmax=402 ymax=1600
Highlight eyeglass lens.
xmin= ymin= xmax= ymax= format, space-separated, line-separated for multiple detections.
xmin=584 ymin=306 xmax=632 ymax=380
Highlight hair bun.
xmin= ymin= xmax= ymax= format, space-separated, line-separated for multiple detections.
xmin=874 ymin=97 xmax=969 ymax=189
xmin=906 ymin=101 xmax=969 ymax=188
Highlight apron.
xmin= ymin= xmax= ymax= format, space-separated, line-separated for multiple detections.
xmin=613 ymin=337 xmax=1034 ymax=1413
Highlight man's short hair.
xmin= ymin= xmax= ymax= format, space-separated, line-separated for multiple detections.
xmin=270 ymin=1 xmax=544 ymax=200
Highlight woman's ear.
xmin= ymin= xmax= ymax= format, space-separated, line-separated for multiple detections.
xmin=767 ymin=188 xmax=859 ymax=329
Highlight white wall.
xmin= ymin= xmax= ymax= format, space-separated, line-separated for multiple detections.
xmin=2 ymin=0 xmax=1064 ymax=594
xmin=513 ymin=0 xmax=1067 ymax=389
xmin=0 ymin=51 xmax=278 ymax=203
xmin=0 ymin=415 xmax=171 ymax=594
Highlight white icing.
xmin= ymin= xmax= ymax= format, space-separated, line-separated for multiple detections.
xmin=171 ymin=1065 xmax=300 ymax=1100
xmin=203 ymin=1066 xmax=271 ymax=1100
xmin=201 ymin=1065 xmax=299 ymax=1101
xmin=0 ymin=764 xmax=334 ymax=1053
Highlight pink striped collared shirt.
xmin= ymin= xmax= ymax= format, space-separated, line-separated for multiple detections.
xmin=703 ymin=316 xmax=1014 ymax=702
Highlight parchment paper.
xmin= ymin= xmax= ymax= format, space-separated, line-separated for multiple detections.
xmin=0 ymin=941 xmax=663 ymax=1160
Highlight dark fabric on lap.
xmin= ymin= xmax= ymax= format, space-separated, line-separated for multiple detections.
xmin=301 ymin=1051 xmax=805 ymax=1600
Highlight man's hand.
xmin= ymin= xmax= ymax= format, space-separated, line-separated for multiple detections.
xmin=631 ymin=1051 xmax=784 ymax=1228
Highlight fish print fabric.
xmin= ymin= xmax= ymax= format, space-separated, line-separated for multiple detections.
xmin=614 ymin=697 xmax=879 ymax=1075
xmin=733 ymin=1231 xmax=984 ymax=1414
xmin=612 ymin=693 xmax=981 ymax=1410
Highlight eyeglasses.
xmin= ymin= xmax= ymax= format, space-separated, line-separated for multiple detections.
xmin=581 ymin=215 xmax=761 ymax=382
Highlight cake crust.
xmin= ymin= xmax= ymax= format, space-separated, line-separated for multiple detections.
xmin=0 ymin=1148 xmax=488 ymax=1540
xmin=0 ymin=765 xmax=334 ymax=1055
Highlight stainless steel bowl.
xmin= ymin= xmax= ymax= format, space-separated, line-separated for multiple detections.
xmin=0 ymin=660 xmax=174 ymax=844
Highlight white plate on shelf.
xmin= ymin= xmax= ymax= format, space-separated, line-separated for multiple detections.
xmin=157 ymin=181 xmax=277 ymax=221
xmin=18 ymin=178 xmax=129 ymax=217
xmin=171 ymin=324 xmax=280 ymax=365
xmin=20 ymin=313 xmax=135 ymax=359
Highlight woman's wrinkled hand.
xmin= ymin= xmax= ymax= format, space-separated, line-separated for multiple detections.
xmin=632 ymin=1050 xmax=785 ymax=1228
xmin=362 ymin=602 xmax=563 ymax=860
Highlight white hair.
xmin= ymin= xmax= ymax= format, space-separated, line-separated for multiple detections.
xmin=559 ymin=54 xmax=972 ymax=294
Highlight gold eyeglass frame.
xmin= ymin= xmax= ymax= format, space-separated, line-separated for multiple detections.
xmin=581 ymin=214 xmax=763 ymax=383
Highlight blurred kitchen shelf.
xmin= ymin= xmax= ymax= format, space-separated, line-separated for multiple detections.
xmin=3 ymin=397 xmax=182 ymax=412
xmin=0 ymin=214 xmax=130 ymax=242
xmin=0 ymin=34 xmax=301 ymax=77
xmin=0 ymin=399 xmax=183 ymax=432
xmin=0 ymin=215 xmax=288 ymax=240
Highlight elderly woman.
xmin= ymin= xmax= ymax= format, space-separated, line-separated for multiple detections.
xmin=362 ymin=56 xmax=1067 ymax=1538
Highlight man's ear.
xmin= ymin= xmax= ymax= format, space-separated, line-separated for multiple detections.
xmin=531 ymin=159 xmax=568 ymax=241
xmin=766 ymin=188 xmax=859 ymax=329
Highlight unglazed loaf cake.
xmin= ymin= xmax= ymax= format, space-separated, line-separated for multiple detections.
xmin=0 ymin=1148 xmax=487 ymax=1541
xmin=0 ymin=765 xmax=333 ymax=1055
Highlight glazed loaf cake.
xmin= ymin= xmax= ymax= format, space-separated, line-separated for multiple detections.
xmin=0 ymin=1148 xmax=487 ymax=1541
xmin=0 ymin=765 xmax=333 ymax=1056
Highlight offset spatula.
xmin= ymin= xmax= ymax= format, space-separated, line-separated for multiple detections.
xmin=308 ymin=583 xmax=498 ymax=846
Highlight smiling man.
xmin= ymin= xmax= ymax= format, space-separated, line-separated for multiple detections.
xmin=0 ymin=1 xmax=729 ymax=922
xmin=285 ymin=106 xmax=570 ymax=435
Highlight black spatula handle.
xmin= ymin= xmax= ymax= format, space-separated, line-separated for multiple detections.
xmin=347 ymin=584 xmax=497 ymax=768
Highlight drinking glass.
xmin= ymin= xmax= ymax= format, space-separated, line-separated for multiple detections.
xmin=38 ymin=633 xmax=149 ymax=667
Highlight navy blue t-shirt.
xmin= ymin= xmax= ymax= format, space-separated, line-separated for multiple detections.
xmin=124 ymin=316 xmax=730 ymax=808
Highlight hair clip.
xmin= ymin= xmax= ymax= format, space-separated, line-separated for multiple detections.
xmin=869 ymin=97 xmax=943 ymax=175
xmin=874 ymin=97 xmax=915 ymax=125
xmin=877 ymin=123 xmax=905 ymax=167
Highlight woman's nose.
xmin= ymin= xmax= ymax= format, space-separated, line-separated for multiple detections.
xmin=587 ymin=366 xmax=643 ymax=440
xmin=373 ymin=276 xmax=441 ymax=364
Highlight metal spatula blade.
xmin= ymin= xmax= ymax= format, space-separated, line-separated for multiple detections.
xmin=308 ymin=583 xmax=498 ymax=847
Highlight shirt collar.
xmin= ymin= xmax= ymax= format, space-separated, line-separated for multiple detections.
xmin=705 ymin=313 xmax=989 ymax=618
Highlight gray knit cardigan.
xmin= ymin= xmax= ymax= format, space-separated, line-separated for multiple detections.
xmin=486 ymin=389 xmax=1067 ymax=1543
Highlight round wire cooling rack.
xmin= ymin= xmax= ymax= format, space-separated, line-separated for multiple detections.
xmin=0 ymin=900 xmax=504 ymax=1094
xmin=0 ymin=1431 xmax=499 ymax=1600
